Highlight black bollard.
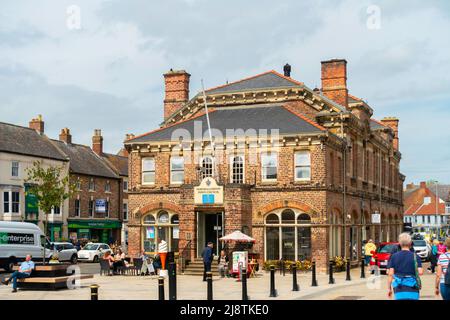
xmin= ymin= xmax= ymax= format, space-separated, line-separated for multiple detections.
xmin=168 ymin=262 xmax=177 ymax=300
xmin=292 ymin=264 xmax=299 ymax=291
xmin=346 ymin=258 xmax=351 ymax=281
xmin=242 ymin=267 xmax=248 ymax=300
xmin=328 ymin=260 xmax=335 ymax=284
xmin=269 ymin=265 xmax=277 ymax=297
xmin=311 ymin=261 xmax=318 ymax=287
xmin=206 ymin=272 xmax=213 ymax=300
xmin=90 ymin=284 xmax=99 ymax=301
xmin=158 ymin=276 xmax=165 ymax=300
xmin=360 ymin=258 xmax=366 ymax=278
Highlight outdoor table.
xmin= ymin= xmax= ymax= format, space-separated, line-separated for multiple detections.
xmin=248 ymin=262 xmax=258 ymax=278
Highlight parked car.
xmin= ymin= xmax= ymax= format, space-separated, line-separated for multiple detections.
xmin=412 ymin=239 xmax=431 ymax=261
xmin=0 ymin=221 xmax=52 ymax=272
xmin=370 ymin=242 xmax=400 ymax=274
xmin=50 ymin=242 xmax=78 ymax=264
xmin=77 ymin=243 xmax=111 ymax=262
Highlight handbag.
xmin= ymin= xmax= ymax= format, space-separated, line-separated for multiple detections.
xmin=413 ymin=253 xmax=422 ymax=290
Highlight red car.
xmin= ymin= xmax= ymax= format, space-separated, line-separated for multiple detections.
xmin=370 ymin=242 xmax=400 ymax=274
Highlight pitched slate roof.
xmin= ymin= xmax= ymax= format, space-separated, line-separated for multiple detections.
xmin=102 ymin=153 xmax=128 ymax=177
xmin=370 ymin=119 xmax=387 ymax=130
xmin=206 ymin=71 xmax=303 ymax=95
xmin=51 ymin=140 xmax=119 ymax=179
xmin=0 ymin=122 xmax=68 ymax=161
xmin=128 ymin=104 xmax=324 ymax=143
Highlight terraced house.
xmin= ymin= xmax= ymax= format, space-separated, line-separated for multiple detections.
xmin=125 ymin=59 xmax=404 ymax=271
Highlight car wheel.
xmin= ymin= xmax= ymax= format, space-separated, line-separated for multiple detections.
xmin=93 ymin=255 xmax=99 ymax=263
xmin=6 ymin=257 xmax=16 ymax=272
xmin=71 ymin=254 xmax=78 ymax=264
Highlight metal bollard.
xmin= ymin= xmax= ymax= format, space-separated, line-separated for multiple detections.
xmin=346 ymin=258 xmax=351 ymax=281
xmin=311 ymin=261 xmax=318 ymax=287
xmin=328 ymin=260 xmax=335 ymax=284
xmin=292 ymin=264 xmax=299 ymax=291
xmin=168 ymin=262 xmax=177 ymax=300
xmin=269 ymin=265 xmax=277 ymax=297
xmin=206 ymin=272 xmax=213 ymax=300
xmin=242 ymin=267 xmax=248 ymax=300
xmin=360 ymin=258 xmax=366 ymax=278
xmin=158 ymin=276 xmax=165 ymax=300
xmin=90 ymin=284 xmax=99 ymax=301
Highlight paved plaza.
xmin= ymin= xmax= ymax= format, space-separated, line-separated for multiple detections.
xmin=0 ymin=263 xmax=442 ymax=300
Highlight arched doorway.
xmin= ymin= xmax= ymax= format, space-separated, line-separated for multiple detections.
xmin=264 ymin=209 xmax=312 ymax=261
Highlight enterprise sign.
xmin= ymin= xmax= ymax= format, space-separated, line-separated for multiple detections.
xmin=0 ymin=233 xmax=35 ymax=245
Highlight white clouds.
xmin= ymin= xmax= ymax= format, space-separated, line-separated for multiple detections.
xmin=0 ymin=0 xmax=449 ymax=182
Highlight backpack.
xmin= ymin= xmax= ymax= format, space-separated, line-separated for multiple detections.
xmin=444 ymin=253 xmax=450 ymax=287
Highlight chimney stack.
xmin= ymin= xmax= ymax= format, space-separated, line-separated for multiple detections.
xmin=92 ymin=129 xmax=103 ymax=155
xmin=321 ymin=59 xmax=348 ymax=108
xmin=29 ymin=115 xmax=45 ymax=134
xmin=283 ymin=63 xmax=291 ymax=77
xmin=380 ymin=117 xmax=399 ymax=150
xmin=163 ymin=69 xmax=190 ymax=121
xmin=119 ymin=134 xmax=135 ymax=157
xmin=420 ymin=181 xmax=427 ymax=189
xmin=59 ymin=128 xmax=72 ymax=144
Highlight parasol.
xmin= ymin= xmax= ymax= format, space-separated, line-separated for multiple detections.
xmin=219 ymin=230 xmax=256 ymax=243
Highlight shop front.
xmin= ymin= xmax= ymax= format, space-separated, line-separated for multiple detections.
xmin=47 ymin=222 xmax=63 ymax=242
xmin=68 ymin=220 xmax=122 ymax=245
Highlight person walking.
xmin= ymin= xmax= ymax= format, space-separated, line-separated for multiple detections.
xmin=217 ymin=250 xmax=229 ymax=278
xmin=364 ymin=239 xmax=377 ymax=274
xmin=435 ymin=237 xmax=450 ymax=300
xmin=387 ymin=233 xmax=423 ymax=300
xmin=201 ymin=242 xmax=214 ymax=281
xmin=1 ymin=255 xmax=35 ymax=293
xmin=428 ymin=239 xmax=439 ymax=273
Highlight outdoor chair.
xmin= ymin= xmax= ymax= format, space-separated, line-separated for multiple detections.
xmin=132 ymin=259 xmax=143 ymax=276
xmin=99 ymin=259 xmax=113 ymax=276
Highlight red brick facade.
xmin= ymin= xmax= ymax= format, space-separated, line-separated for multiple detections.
xmin=126 ymin=60 xmax=404 ymax=272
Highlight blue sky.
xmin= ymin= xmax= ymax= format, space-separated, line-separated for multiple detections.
xmin=1 ymin=0 xmax=450 ymax=184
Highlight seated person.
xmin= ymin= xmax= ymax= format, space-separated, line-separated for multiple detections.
xmin=152 ymin=254 xmax=162 ymax=274
xmin=112 ymin=248 xmax=126 ymax=274
xmin=1 ymin=255 xmax=35 ymax=293
xmin=103 ymin=251 xmax=115 ymax=267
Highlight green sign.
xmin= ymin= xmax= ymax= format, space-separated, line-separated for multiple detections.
xmin=67 ymin=220 xmax=122 ymax=229
xmin=25 ymin=185 xmax=39 ymax=214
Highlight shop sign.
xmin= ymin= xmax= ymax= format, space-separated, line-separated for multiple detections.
xmin=0 ymin=233 xmax=34 ymax=245
xmin=95 ymin=199 xmax=107 ymax=213
xmin=232 ymin=251 xmax=248 ymax=273
xmin=25 ymin=185 xmax=39 ymax=215
xmin=68 ymin=220 xmax=122 ymax=229
xmin=194 ymin=178 xmax=224 ymax=205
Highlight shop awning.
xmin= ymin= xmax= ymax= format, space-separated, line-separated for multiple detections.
xmin=219 ymin=230 xmax=256 ymax=243
xmin=67 ymin=220 xmax=122 ymax=229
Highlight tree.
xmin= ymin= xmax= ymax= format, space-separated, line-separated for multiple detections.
xmin=26 ymin=161 xmax=77 ymax=265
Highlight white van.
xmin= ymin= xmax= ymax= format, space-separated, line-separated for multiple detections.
xmin=0 ymin=221 xmax=52 ymax=271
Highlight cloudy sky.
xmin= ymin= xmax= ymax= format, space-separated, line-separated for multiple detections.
xmin=1 ymin=0 xmax=450 ymax=184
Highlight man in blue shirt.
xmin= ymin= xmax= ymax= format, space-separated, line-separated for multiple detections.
xmin=201 ymin=242 xmax=214 ymax=282
xmin=1 ymin=255 xmax=35 ymax=292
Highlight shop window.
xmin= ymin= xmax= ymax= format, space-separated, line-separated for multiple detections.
xmin=200 ymin=156 xmax=213 ymax=179
xmin=264 ymin=210 xmax=312 ymax=261
xmin=294 ymin=151 xmax=311 ymax=181
xmin=142 ymin=212 xmax=179 ymax=253
xmin=142 ymin=158 xmax=156 ymax=185
xmin=170 ymin=157 xmax=185 ymax=184
xmin=261 ymin=152 xmax=277 ymax=181
xmin=231 ymin=156 xmax=244 ymax=184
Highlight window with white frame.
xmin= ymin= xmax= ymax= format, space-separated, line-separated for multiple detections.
xmin=170 ymin=157 xmax=184 ymax=184
xmin=76 ymin=178 xmax=81 ymax=191
xmin=89 ymin=178 xmax=95 ymax=191
xmin=3 ymin=191 xmax=20 ymax=214
xmin=261 ymin=153 xmax=277 ymax=181
xmin=231 ymin=155 xmax=244 ymax=184
xmin=123 ymin=203 xmax=128 ymax=221
xmin=105 ymin=181 xmax=111 ymax=192
xmin=446 ymin=202 xmax=450 ymax=214
xmin=123 ymin=180 xmax=128 ymax=192
xmin=200 ymin=156 xmax=214 ymax=179
xmin=11 ymin=161 xmax=19 ymax=178
xmin=142 ymin=158 xmax=156 ymax=184
xmin=294 ymin=151 xmax=311 ymax=181
xmin=52 ymin=204 xmax=61 ymax=214
xmin=106 ymin=200 xmax=109 ymax=218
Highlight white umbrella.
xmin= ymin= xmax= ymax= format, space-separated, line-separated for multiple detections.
xmin=219 ymin=230 xmax=256 ymax=243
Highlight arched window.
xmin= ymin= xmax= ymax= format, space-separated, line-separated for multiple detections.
xmin=143 ymin=214 xmax=156 ymax=224
xmin=281 ymin=209 xmax=295 ymax=224
xmin=201 ymin=157 xmax=213 ymax=179
xmin=264 ymin=209 xmax=311 ymax=261
xmin=231 ymin=156 xmax=244 ymax=183
xmin=158 ymin=211 xmax=169 ymax=224
xmin=142 ymin=211 xmax=179 ymax=253
xmin=171 ymin=214 xmax=179 ymax=224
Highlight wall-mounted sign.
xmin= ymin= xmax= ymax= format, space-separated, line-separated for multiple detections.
xmin=95 ymin=199 xmax=107 ymax=213
xmin=194 ymin=178 xmax=224 ymax=205
xmin=372 ymin=212 xmax=381 ymax=224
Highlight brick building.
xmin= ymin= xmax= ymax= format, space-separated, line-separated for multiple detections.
xmin=125 ymin=60 xmax=404 ymax=271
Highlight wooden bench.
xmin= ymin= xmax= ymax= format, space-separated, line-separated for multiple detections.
xmin=17 ymin=274 xmax=94 ymax=290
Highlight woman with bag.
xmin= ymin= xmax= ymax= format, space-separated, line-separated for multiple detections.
xmin=435 ymin=237 xmax=450 ymax=300
xmin=387 ymin=233 xmax=423 ymax=300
